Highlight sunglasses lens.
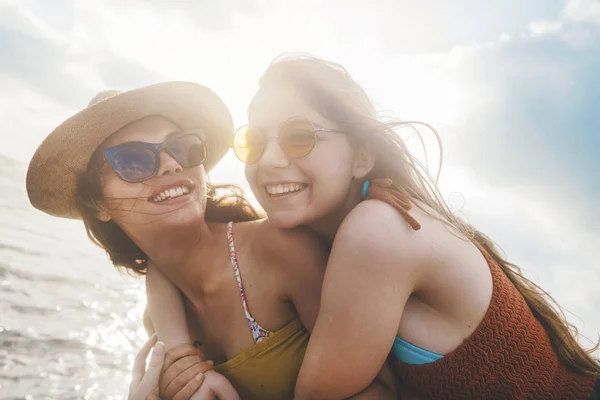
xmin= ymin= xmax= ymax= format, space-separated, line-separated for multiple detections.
xmin=167 ymin=134 xmax=207 ymax=167
xmin=280 ymin=118 xmax=316 ymax=158
xmin=110 ymin=146 xmax=157 ymax=182
xmin=233 ymin=126 xmax=266 ymax=164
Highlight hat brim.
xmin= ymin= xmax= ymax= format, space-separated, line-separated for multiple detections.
xmin=26 ymin=81 xmax=233 ymax=219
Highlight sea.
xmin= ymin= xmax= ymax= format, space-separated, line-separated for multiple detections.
xmin=0 ymin=153 xmax=146 ymax=399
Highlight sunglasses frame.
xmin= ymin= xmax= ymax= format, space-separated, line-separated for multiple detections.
xmin=232 ymin=116 xmax=344 ymax=164
xmin=103 ymin=129 xmax=208 ymax=183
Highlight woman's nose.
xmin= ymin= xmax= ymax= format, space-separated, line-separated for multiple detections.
xmin=257 ymin=137 xmax=290 ymax=169
xmin=157 ymin=150 xmax=183 ymax=176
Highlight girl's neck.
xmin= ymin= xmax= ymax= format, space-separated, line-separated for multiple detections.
xmin=307 ymin=184 xmax=363 ymax=244
xmin=131 ymin=220 xmax=222 ymax=284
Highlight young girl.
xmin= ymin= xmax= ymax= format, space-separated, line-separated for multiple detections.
xmin=231 ymin=54 xmax=600 ymax=399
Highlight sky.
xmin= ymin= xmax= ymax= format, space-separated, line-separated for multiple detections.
xmin=0 ymin=0 xmax=598 ymax=353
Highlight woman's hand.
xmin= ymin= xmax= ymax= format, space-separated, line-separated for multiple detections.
xmin=188 ymin=370 xmax=241 ymax=400
xmin=128 ymin=334 xmax=165 ymax=400
xmin=159 ymin=344 xmax=240 ymax=399
xmin=159 ymin=343 xmax=214 ymax=399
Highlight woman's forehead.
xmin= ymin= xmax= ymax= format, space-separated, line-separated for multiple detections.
xmin=103 ymin=116 xmax=180 ymax=147
xmin=249 ymin=86 xmax=327 ymax=130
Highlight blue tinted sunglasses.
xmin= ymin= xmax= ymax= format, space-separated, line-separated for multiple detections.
xmin=103 ymin=130 xmax=208 ymax=183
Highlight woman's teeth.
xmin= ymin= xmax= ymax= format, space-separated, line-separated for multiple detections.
xmin=265 ymin=183 xmax=306 ymax=196
xmin=151 ymin=186 xmax=190 ymax=203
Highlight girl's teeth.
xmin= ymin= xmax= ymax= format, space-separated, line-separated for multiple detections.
xmin=152 ymin=186 xmax=191 ymax=203
xmin=266 ymin=184 xmax=305 ymax=195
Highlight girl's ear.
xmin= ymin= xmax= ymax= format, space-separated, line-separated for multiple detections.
xmin=97 ymin=209 xmax=111 ymax=222
xmin=352 ymin=142 xmax=376 ymax=179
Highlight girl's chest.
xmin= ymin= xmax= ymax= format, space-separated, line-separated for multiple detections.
xmin=182 ymin=263 xmax=295 ymax=364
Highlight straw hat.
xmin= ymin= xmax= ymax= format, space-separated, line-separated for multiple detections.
xmin=26 ymin=81 xmax=233 ymax=219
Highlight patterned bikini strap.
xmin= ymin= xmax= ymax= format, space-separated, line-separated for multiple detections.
xmin=225 ymin=221 xmax=272 ymax=343
xmin=361 ymin=178 xmax=422 ymax=231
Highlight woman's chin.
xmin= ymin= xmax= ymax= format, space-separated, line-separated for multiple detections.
xmin=266 ymin=211 xmax=305 ymax=230
xmin=132 ymin=200 xmax=204 ymax=229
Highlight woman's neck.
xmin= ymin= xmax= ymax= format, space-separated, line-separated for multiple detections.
xmin=130 ymin=220 xmax=222 ymax=285
xmin=307 ymin=185 xmax=363 ymax=244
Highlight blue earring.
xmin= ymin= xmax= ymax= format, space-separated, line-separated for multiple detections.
xmin=361 ymin=180 xmax=370 ymax=200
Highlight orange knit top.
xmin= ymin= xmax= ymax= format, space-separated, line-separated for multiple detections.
xmin=365 ymin=179 xmax=598 ymax=400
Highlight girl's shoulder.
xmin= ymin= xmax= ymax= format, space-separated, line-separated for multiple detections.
xmin=338 ymin=198 xmax=424 ymax=249
xmin=335 ymin=198 xmax=466 ymax=277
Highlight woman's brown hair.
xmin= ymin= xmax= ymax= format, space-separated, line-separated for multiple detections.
xmin=250 ymin=53 xmax=600 ymax=376
xmin=75 ymin=140 xmax=262 ymax=276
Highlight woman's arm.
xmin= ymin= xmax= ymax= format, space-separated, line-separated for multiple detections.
xmin=276 ymin=226 xmax=398 ymax=399
xmin=146 ymin=263 xmax=193 ymax=350
xmin=146 ymin=264 xmax=218 ymax=400
xmin=146 ymin=264 xmax=241 ymax=400
xmin=346 ymin=360 xmax=398 ymax=399
xmin=294 ymin=200 xmax=427 ymax=400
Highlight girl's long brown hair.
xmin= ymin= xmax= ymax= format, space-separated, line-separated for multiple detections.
xmin=75 ymin=146 xmax=262 ymax=276
xmin=252 ymin=53 xmax=600 ymax=376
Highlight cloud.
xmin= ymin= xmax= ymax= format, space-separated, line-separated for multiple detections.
xmin=406 ymin=14 xmax=600 ymax=348
xmin=99 ymin=0 xmax=269 ymax=31
xmin=0 ymin=3 xmax=92 ymax=107
xmin=0 ymin=2 xmax=169 ymax=163
xmin=564 ymin=0 xmax=600 ymax=23
xmin=442 ymin=21 xmax=600 ymax=233
xmin=0 ymin=73 xmax=74 ymax=162
xmin=0 ymin=3 xmax=167 ymax=109
xmin=528 ymin=20 xmax=564 ymax=36
xmin=336 ymin=0 xmax=566 ymax=52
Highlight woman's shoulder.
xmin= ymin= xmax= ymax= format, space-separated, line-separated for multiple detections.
xmin=340 ymin=198 xmax=492 ymax=295
xmin=337 ymin=198 xmax=475 ymax=274
xmin=337 ymin=199 xmax=424 ymax=251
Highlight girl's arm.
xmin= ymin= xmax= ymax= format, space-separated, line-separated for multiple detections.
xmin=146 ymin=264 xmax=241 ymax=400
xmin=146 ymin=263 xmax=192 ymax=351
xmin=346 ymin=360 xmax=398 ymax=399
xmin=294 ymin=200 xmax=427 ymax=400
xmin=275 ymin=227 xmax=398 ymax=399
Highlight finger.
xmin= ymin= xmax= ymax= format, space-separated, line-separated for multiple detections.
xmin=172 ymin=372 xmax=205 ymax=400
xmin=160 ymin=355 xmax=211 ymax=391
xmin=161 ymin=358 xmax=212 ymax=399
xmin=207 ymin=372 xmax=241 ymax=400
xmin=163 ymin=343 xmax=204 ymax=372
xmin=139 ymin=341 xmax=165 ymax=389
xmin=131 ymin=334 xmax=158 ymax=389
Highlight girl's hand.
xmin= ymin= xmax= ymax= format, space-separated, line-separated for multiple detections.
xmin=128 ymin=334 xmax=164 ymax=400
xmin=189 ymin=370 xmax=241 ymax=400
xmin=159 ymin=343 xmax=214 ymax=400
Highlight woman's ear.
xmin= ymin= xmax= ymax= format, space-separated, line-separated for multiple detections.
xmin=352 ymin=142 xmax=376 ymax=180
xmin=96 ymin=204 xmax=111 ymax=222
xmin=97 ymin=212 xmax=111 ymax=222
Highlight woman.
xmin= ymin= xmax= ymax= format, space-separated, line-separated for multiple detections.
xmin=230 ymin=54 xmax=599 ymax=399
xmin=25 ymin=82 xmax=396 ymax=400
